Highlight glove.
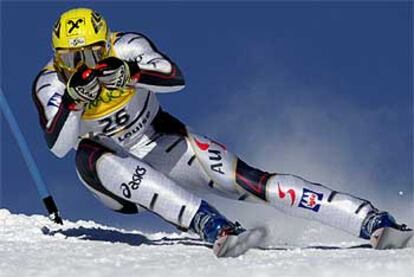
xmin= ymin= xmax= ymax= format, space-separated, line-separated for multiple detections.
xmin=96 ymin=57 xmax=134 ymax=89
xmin=66 ymin=64 xmax=101 ymax=103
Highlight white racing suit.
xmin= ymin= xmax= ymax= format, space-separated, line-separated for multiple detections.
xmin=33 ymin=32 xmax=377 ymax=242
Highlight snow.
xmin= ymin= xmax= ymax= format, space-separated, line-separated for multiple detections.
xmin=1 ymin=208 xmax=413 ymax=277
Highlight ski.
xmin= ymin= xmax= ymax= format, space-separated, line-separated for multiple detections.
xmin=213 ymin=227 xmax=266 ymax=258
xmin=370 ymin=226 xmax=413 ymax=249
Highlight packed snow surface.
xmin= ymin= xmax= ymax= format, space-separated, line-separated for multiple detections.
xmin=0 ymin=209 xmax=413 ymax=277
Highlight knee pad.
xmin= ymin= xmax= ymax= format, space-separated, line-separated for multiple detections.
xmin=76 ymin=138 xmax=140 ymax=214
xmin=235 ymin=159 xmax=271 ymax=201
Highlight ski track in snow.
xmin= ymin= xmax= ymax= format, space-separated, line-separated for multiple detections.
xmin=0 ymin=209 xmax=413 ymax=277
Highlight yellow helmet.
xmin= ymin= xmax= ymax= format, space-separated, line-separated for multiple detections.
xmin=52 ymin=8 xmax=109 ymax=80
xmin=52 ymin=8 xmax=108 ymax=49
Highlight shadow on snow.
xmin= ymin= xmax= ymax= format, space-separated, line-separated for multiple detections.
xmin=42 ymin=225 xmax=212 ymax=248
xmin=41 ymin=225 xmax=371 ymax=250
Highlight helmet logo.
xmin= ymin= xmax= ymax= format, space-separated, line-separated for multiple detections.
xmin=66 ymin=18 xmax=84 ymax=35
xmin=53 ymin=20 xmax=61 ymax=38
xmin=68 ymin=37 xmax=86 ymax=47
xmin=91 ymin=11 xmax=104 ymax=34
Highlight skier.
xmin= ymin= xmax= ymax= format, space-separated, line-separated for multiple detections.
xmin=33 ymin=8 xmax=412 ymax=257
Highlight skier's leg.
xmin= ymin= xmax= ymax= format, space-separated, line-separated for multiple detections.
xmin=75 ymin=137 xmax=244 ymax=244
xmin=234 ymin=159 xmax=412 ymax=245
xmin=187 ymin=133 xmax=406 ymax=241
xmin=235 ymin=159 xmax=376 ymax=238
xmin=75 ymin=138 xmax=141 ymax=214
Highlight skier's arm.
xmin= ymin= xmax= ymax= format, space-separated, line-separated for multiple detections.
xmin=113 ymin=32 xmax=185 ymax=93
xmin=32 ymin=67 xmax=83 ymax=158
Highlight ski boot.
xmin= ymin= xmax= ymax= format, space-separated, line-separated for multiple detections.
xmin=190 ymin=201 xmax=265 ymax=257
xmin=360 ymin=211 xmax=413 ymax=249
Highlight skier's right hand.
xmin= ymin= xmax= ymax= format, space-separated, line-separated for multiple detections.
xmin=66 ymin=64 xmax=101 ymax=104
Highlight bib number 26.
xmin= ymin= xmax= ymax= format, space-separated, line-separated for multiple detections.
xmin=99 ymin=108 xmax=130 ymax=134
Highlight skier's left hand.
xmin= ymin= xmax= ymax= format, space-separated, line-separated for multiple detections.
xmin=96 ymin=57 xmax=132 ymax=89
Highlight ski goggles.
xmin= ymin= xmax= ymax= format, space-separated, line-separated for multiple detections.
xmin=54 ymin=43 xmax=107 ymax=72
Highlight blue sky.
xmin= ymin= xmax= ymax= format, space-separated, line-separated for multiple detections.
xmin=1 ymin=1 xmax=412 ymax=232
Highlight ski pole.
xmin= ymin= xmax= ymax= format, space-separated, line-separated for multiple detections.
xmin=0 ymin=88 xmax=63 ymax=224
